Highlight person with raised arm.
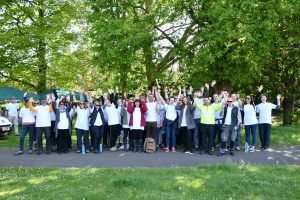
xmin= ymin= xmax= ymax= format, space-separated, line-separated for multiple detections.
xmin=256 ymin=91 xmax=281 ymax=151
xmin=28 ymin=96 xmax=53 ymax=155
xmin=158 ymin=89 xmax=178 ymax=152
xmin=127 ymin=97 xmax=148 ymax=153
xmin=145 ymin=86 xmax=160 ymax=141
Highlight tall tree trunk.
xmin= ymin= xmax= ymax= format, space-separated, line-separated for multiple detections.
xmin=282 ymin=92 xmax=295 ymax=125
xmin=36 ymin=3 xmax=47 ymax=93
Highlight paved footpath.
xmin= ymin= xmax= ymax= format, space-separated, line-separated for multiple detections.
xmin=0 ymin=146 xmax=299 ymax=168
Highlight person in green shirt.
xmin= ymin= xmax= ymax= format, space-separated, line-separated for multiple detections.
xmin=195 ymin=97 xmax=222 ymax=155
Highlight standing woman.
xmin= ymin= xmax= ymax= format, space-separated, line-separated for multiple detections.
xmin=127 ymin=98 xmax=148 ymax=153
xmin=176 ymin=90 xmax=196 ymax=154
xmin=256 ymin=94 xmax=281 ymax=150
xmin=120 ymin=99 xmax=131 ymax=151
xmin=242 ymin=96 xmax=258 ymax=152
xmin=74 ymin=101 xmax=91 ymax=153
xmin=52 ymin=100 xmax=73 ymax=154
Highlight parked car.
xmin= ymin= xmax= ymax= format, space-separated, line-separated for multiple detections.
xmin=0 ymin=116 xmax=12 ymax=136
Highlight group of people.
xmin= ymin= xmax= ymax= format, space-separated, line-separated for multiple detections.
xmin=7 ymin=80 xmax=281 ymax=156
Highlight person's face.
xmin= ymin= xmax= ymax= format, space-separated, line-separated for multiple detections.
xmin=94 ymin=102 xmax=101 ymax=109
xmin=246 ymin=96 xmax=251 ymax=104
xmin=59 ymin=102 xmax=65 ymax=109
xmin=261 ymin=96 xmax=267 ymax=103
xmin=227 ymin=98 xmax=233 ymax=106
xmin=169 ymin=98 xmax=175 ymax=104
xmin=42 ymin=100 xmax=46 ymax=106
xmin=134 ymin=101 xmax=140 ymax=107
xmin=213 ymin=94 xmax=218 ymax=102
xmin=183 ymin=97 xmax=188 ymax=105
xmin=125 ymin=101 xmax=128 ymax=107
xmin=79 ymin=101 xmax=85 ymax=109
xmin=148 ymin=95 xmax=154 ymax=102
xmin=11 ymin=98 xmax=15 ymax=103
xmin=204 ymin=98 xmax=210 ymax=105
xmin=117 ymin=99 xmax=122 ymax=105
xmin=25 ymin=101 xmax=30 ymax=107
xmin=231 ymin=94 xmax=237 ymax=101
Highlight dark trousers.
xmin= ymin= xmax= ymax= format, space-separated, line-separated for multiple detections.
xmin=109 ymin=124 xmax=120 ymax=148
xmin=200 ymin=124 xmax=215 ymax=152
xmin=129 ymin=129 xmax=134 ymax=150
xmin=57 ymin=129 xmax=69 ymax=153
xmin=36 ymin=126 xmax=51 ymax=152
xmin=258 ymin=123 xmax=271 ymax=148
xmin=50 ymin=121 xmax=56 ymax=147
xmin=132 ymin=129 xmax=143 ymax=141
xmin=180 ymin=127 xmax=192 ymax=151
xmin=92 ymin=125 xmax=104 ymax=150
xmin=214 ymin=123 xmax=222 ymax=147
xmin=123 ymin=128 xmax=130 ymax=148
xmin=76 ymin=128 xmax=90 ymax=151
xmin=19 ymin=124 xmax=34 ymax=151
xmin=146 ymin=122 xmax=157 ymax=139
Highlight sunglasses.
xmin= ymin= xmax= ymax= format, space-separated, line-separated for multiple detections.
xmin=227 ymin=101 xmax=233 ymax=103
xmin=246 ymin=97 xmax=251 ymax=100
xmin=95 ymin=104 xmax=100 ymax=106
xmin=59 ymin=104 xmax=64 ymax=106
xmin=80 ymin=103 xmax=84 ymax=105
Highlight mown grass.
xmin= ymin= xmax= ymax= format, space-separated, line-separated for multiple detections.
xmin=1 ymin=124 xmax=299 ymax=148
xmin=0 ymin=165 xmax=299 ymax=200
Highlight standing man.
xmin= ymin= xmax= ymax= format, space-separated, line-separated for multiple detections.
xmin=218 ymin=97 xmax=239 ymax=156
xmin=145 ymin=87 xmax=160 ymax=142
xmin=6 ymin=97 xmax=19 ymax=135
xmin=29 ymin=97 xmax=53 ymax=155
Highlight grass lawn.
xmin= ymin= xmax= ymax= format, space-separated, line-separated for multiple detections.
xmin=0 ymin=165 xmax=299 ymax=200
xmin=0 ymin=124 xmax=299 ymax=148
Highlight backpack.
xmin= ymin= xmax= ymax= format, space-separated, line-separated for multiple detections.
xmin=143 ymin=137 xmax=156 ymax=153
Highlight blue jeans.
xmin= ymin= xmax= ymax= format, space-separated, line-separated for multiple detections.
xmin=258 ymin=123 xmax=271 ymax=148
xmin=235 ymin=126 xmax=241 ymax=147
xmin=92 ymin=125 xmax=104 ymax=150
xmin=156 ymin=127 xmax=161 ymax=146
xmin=245 ymin=124 xmax=257 ymax=146
xmin=19 ymin=124 xmax=34 ymax=151
xmin=166 ymin=125 xmax=176 ymax=148
xmin=194 ymin=119 xmax=201 ymax=149
xmin=76 ymin=128 xmax=90 ymax=151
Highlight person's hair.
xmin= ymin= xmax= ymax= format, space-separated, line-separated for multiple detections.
xmin=134 ymin=99 xmax=141 ymax=107
xmin=180 ymin=96 xmax=191 ymax=109
xmin=245 ymin=95 xmax=254 ymax=105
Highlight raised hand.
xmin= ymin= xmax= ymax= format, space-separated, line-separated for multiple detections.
xmin=277 ymin=94 xmax=281 ymax=99
xmin=211 ymin=80 xmax=216 ymax=87
xmin=205 ymin=83 xmax=209 ymax=88
xmin=115 ymin=86 xmax=119 ymax=93
xmin=258 ymin=85 xmax=263 ymax=92
xmin=123 ymin=92 xmax=127 ymax=98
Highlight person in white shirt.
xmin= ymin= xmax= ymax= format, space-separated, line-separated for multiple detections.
xmin=159 ymin=93 xmax=178 ymax=152
xmin=241 ymin=96 xmax=258 ymax=152
xmin=14 ymin=99 xmax=35 ymax=155
xmin=127 ymin=98 xmax=148 ymax=153
xmin=256 ymin=94 xmax=281 ymax=150
xmin=104 ymin=99 xmax=121 ymax=152
xmin=74 ymin=101 xmax=91 ymax=153
xmin=52 ymin=99 xmax=73 ymax=154
xmin=6 ymin=97 xmax=19 ymax=135
xmin=145 ymin=92 xmax=160 ymax=141
xmin=29 ymin=97 xmax=53 ymax=155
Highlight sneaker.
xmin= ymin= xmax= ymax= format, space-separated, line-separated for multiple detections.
xmin=211 ymin=147 xmax=215 ymax=152
xmin=264 ymin=146 xmax=269 ymax=151
xmin=230 ymin=151 xmax=235 ymax=156
xmin=208 ymin=151 xmax=214 ymax=155
xmin=37 ymin=151 xmax=42 ymax=155
xmin=259 ymin=147 xmax=265 ymax=151
xmin=217 ymin=152 xmax=225 ymax=156
xmin=14 ymin=150 xmax=23 ymax=155
xmin=171 ymin=147 xmax=176 ymax=152
xmin=165 ymin=148 xmax=169 ymax=152
xmin=93 ymin=149 xmax=99 ymax=153
xmin=235 ymin=146 xmax=240 ymax=151
xmin=118 ymin=145 xmax=124 ymax=150
xmin=46 ymin=150 xmax=51 ymax=154
xmin=28 ymin=150 xmax=33 ymax=154
xmin=249 ymin=146 xmax=255 ymax=152
xmin=76 ymin=150 xmax=81 ymax=153
xmin=110 ymin=146 xmax=117 ymax=152
xmin=86 ymin=150 xmax=90 ymax=153
xmin=184 ymin=151 xmax=193 ymax=154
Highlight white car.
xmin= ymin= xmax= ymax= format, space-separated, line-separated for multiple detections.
xmin=0 ymin=116 xmax=12 ymax=137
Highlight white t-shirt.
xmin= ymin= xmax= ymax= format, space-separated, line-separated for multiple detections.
xmin=35 ymin=105 xmax=51 ymax=127
xmin=146 ymin=102 xmax=157 ymax=122
xmin=243 ymin=104 xmax=258 ymax=125
xmin=19 ymin=107 xmax=35 ymax=124
xmin=6 ymin=103 xmax=19 ymax=117
xmin=123 ymin=111 xmax=131 ymax=129
xmin=165 ymin=104 xmax=177 ymax=121
xmin=94 ymin=112 xmax=103 ymax=126
xmin=224 ymin=106 xmax=233 ymax=125
xmin=105 ymin=105 xmax=120 ymax=126
xmin=181 ymin=106 xmax=187 ymax=127
xmin=256 ymin=102 xmax=277 ymax=124
xmin=75 ymin=108 xmax=90 ymax=131
xmin=131 ymin=108 xmax=144 ymax=130
xmin=58 ymin=112 xmax=69 ymax=130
